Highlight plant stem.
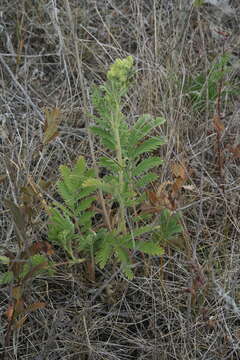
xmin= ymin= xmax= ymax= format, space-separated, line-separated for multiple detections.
xmin=111 ymin=98 xmax=126 ymax=234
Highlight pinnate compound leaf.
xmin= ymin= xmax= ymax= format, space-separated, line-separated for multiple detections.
xmin=116 ymin=247 xmax=130 ymax=266
xmin=20 ymin=254 xmax=49 ymax=281
xmin=77 ymin=211 xmax=95 ymax=227
xmin=90 ymin=126 xmax=115 ymax=150
xmin=99 ymin=157 xmax=120 ymax=172
xmin=136 ymin=241 xmax=164 ymax=255
xmin=122 ymin=266 xmax=134 ymax=280
xmin=129 ymin=115 xmax=165 ymax=145
xmin=72 ymin=156 xmax=86 ymax=176
xmin=135 ymin=173 xmax=158 ymax=188
xmin=133 ymin=157 xmax=163 ymax=176
xmin=158 ymin=209 xmax=183 ymax=240
xmin=82 ymin=178 xmax=102 ymax=188
xmin=131 ymin=137 xmax=165 ymax=158
xmin=48 ymin=208 xmax=75 ymax=244
xmin=0 ymin=271 xmax=14 ymax=285
xmin=96 ymin=242 xmax=113 ymax=269
xmin=123 ymin=225 xmax=155 ymax=243
xmin=77 ymin=197 xmax=96 ymax=212
xmin=57 ymin=181 xmax=75 ymax=208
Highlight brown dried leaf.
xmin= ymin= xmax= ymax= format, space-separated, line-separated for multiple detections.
xmin=213 ymin=115 xmax=224 ymax=133
xmin=171 ymin=162 xmax=186 ymax=179
xmin=5 ymin=305 xmax=14 ymax=321
xmin=228 ymin=144 xmax=240 ymax=159
xmin=172 ymin=177 xmax=186 ymax=195
xmin=15 ymin=315 xmax=28 ymax=329
xmin=40 ymin=241 xmax=54 ymax=255
xmin=23 ymin=302 xmax=46 ymax=315
xmin=146 ymin=181 xmax=176 ymax=212
xmin=43 ymin=108 xmax=61 ymax=145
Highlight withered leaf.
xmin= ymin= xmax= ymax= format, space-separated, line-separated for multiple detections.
xmin=228 ymin=144 xmax=240 ymax=159
xmin=171 ymin=162 xmax=187 ymax=180
xmin=42 ymin=108 xmax=61 ymax=145
xmin=5 ymin=305 xmax=14 ymax=321
xmin=213 ymin=115 xmax=224 ymax=133
xmin=5 ymin=199 xmax=27 ymax=245
xmin=15 ymin=315 xmax=28 ymax=329
xmin=23 ymin=302 xmax=46 ymax=315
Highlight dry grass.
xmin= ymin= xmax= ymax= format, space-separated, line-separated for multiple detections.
xmin=1 ymin=0 xmax=240 ymax=359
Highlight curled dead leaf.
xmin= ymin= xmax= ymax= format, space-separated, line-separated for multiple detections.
xmin=171 ymin=162 xmax=187 ymax=180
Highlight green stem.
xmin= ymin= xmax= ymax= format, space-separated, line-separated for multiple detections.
xmin=111 ymin=97 xmax=126 ymax=234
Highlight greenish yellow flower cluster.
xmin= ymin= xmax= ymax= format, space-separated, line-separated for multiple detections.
xmin=107 ymin=56 xmax=134 ymax=85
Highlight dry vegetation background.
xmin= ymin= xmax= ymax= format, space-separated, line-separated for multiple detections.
xmin=1 ymin=0 xmax=240 ymax=359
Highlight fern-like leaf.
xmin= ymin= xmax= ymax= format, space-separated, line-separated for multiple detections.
xmin=122 ymin=265 xmax=134 ymax=280
xmin=136 ymin=241 xmax=164 ymax=255
xmin=115 ymin=247 xmax=130 ymax=266
xmin=128 ymin=115 xmax=165 ymax=146
xmin=157 ymin=209 xmax=183 ymax=241
xmin=135 ymin=172 xmax=158 ymax=188
xmin=96 ymin=241 xmax=113 ymax=269
xmin=76 ymin=196 xmax=96 ymax=212
xmin=132 ymin=156 xmax=163 ymax=176
xmin=130 ymin=137 xmax=166 ymax=159
xmin=72 ymin=156 xmax=86 ymax=177
xmin=57 ymin=181 xmax=75 ymax=208
xmin=0 ymin=271 xmax=14 ymax=285
xmin=90 ymin=126 xmax=116 ymax=150
xmin=48 ymin=208 xmax=75 ymax=243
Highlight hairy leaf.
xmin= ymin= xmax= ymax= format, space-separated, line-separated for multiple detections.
xmin=132 ymin=157 xmax=163 ymax=176
xmin=130 ymin=137 xmax=166 ymax=158
xmin=136 ymin=241 xmax=164 ymax=255
xmin=135 ymin=172 xmax=159 ymax=188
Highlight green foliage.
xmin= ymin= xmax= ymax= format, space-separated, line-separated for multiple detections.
xmin=186 ymin=53 xmax=239 ymax=112
xmin=20 ymin=254 xmax=53 ymax=280
xmin=0 ymin=271 xmax=14 ymax=285
xmin=193 ymin=0 xmax=204 ymax=6
xmin=48 ymin=56 xmax=182 ymax=278
xmin=0 ymin=251 xmax=53 ymax=285
xmin=153 ymin=209 xmax=183 ymax=245
xmin=48 ymin=156 xmax=97 ymax=261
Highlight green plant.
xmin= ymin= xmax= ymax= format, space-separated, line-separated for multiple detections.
xmin=0 ymin=236 xmax=53 ymax=332
xmin=1 ymin=200 xmax=54 ymax=287
xmin=48 ymin=156 xmax=97 ymax=262
xmin=186 ymin=53 xmax=239 ymax=112
xmin=48 ymin=56 xmax=183 ymax=279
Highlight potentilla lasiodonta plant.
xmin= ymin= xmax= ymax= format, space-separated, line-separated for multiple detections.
xmin=48 ymin=56 xmax=183 ymax=279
